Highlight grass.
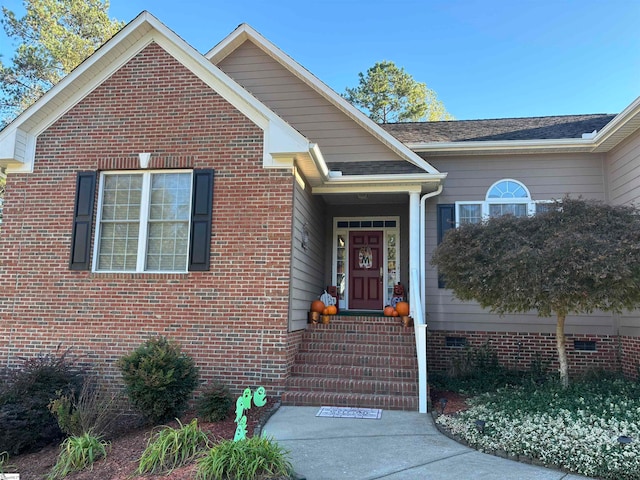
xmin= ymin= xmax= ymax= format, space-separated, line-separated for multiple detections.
xmin=47 ymin=433 xmax=109 ymax=479
xmin=137 ymin=418 xmax=210 ymax=475
xmin=196 ymin=436 xmax=292 ymax=480
xmin=435 ymin=372 xmax=640 ymax=479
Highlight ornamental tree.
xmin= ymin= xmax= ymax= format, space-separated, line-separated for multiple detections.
xmin=343 ymin=60 xmax=453 ymax=123
xmin=0 ymin=0 xmax=123 ymax=125
xmin=432 ymin=197 xmax=640 ymax=387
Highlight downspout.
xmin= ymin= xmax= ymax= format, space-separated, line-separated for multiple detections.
xmin=420 ymin=184 xmax=443 ymax=321
xmin=413 ymin=184 xmax=442 ymax=413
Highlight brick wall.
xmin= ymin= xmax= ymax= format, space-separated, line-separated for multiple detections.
xmin=620 ymin=336 xmax=640 ymax=379
xmin=0 ymin=42 xmax=298 ymax=396
xmin=427 ymin=330 xmax=621 ymax=377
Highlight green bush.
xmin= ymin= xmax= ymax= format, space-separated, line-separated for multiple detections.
xmin=137 ymin=418 xmax=210 ymax=475
xmin=47 ymin=432 xmax=109 ymax=479
xmin=0 ymin=346 xmax=83 ymax=455
xmin=117 ymin=337 xmax=199 ymax=424
xmin=48 ymin=375 xmax=123 ymax=437
xmin=196 ymin=381 xmax=233 ymax=422
xmin=197 ymin=436 xmax=292 ymax=480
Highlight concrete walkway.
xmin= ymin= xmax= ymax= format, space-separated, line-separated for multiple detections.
xmin=262 ymin=406 xmax=592 ymax=480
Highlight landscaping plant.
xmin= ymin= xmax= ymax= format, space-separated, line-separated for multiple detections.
xmin=196 ymin=381 xmax=233 ymax=422
xmin=117 ymin=337 xmax=199 ymax=423
xmin=137 ymin=418 xmax=210 ymax=475
xmin=48 ymin=375 xmax=122 ymax=437
xmin=196 ymin=436 xmax=292 ymax=480
xmin=435 ymin=373 xmax=640 ymax=479
xmin=47 ymin=432 xmax=109 ymax=479
xmin=0 ymin=346 xmax=83 ymax=455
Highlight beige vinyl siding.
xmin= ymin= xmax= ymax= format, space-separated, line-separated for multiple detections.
xmin=217 ymin=41 xmax=405 ymax=164
xmin=424 ymin=152 xmax=615 ymax=335
xmin=606 ymin=130 xmax=640 ymax=205
xmin=619 ymin=312 xmax=640 ymax=337
xmin=605 ymin=132 xmax=640 ymax=336
xmin=289 ymin=175 xmax=326 ymax=331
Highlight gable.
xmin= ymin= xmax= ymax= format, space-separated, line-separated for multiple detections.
xmin=217 ymin=41 xmax=407 ymax=167
xmin=38 ymin=42 xmax=264 ymax=163
xmin=0 ymin=12 xmax=312 ymax=174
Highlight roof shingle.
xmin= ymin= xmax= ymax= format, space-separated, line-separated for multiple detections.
xmin=381 ymin=114 xmax=616 ymax=143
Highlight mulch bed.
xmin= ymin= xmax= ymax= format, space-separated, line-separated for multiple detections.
xmin=9 ymin=397 xmax=279 ymax=480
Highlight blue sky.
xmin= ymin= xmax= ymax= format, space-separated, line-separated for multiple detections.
xmin=1 ymin=0 xmax=638 ymax=120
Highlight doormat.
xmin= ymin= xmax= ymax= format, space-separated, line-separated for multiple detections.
xmin=316 ymin=406 xmax=382 ymax=419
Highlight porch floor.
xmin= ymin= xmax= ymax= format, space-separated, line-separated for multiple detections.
xmin=283 ymin=314 xmax=418 ymax=411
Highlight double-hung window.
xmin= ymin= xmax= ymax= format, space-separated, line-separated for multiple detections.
xmin=69 ymin=169 xmax=213 ymax=273
xmin=95 ymin=171 xmax=192 ymax=272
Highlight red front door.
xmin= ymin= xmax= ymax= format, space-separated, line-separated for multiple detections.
xmin=349 ymin=231 xmax=383 ymax=310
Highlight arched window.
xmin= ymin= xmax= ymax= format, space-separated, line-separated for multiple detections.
xmin=455 ymin=179 xmax=543 ymax=226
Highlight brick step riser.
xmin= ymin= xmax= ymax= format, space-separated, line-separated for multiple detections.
xmin=294 ymin=352 xmax=418 ymax=368
xmin=286 ymin=377 xmax=418 ymax=396
xmin=298 ymin=343 xmax=416 ymax=356
xmin=290 ymin=364 xmax=418 ymax=381
xmin=302 ymin=332 xmax=415 ymax=344
xmin=308 ymin=323 xmax=414 ymax=334
xmin=291 ymin=364 xmax=418 ymax=382
xmin=281 ymin=391 xmax=418 ymax=411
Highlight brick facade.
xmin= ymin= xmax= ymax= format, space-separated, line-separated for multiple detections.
xmin=427 ymin=330 xmax=622 ymax=377
xmin=0 ymin=42 xmax=299 ymax=395
xmin=620 ymin=336 xmax=640 ymax=379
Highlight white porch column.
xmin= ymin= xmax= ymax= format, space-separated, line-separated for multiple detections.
xmin=409 ymin=191 xmax=421 ymax=315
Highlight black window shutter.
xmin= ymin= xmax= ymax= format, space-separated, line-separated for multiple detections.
xmin=437 ymin=204 xmax=455 ymax=288
xmin=189 ymin=169 xmax=214 ymax=271
xmin=70 ymin=171 xmax=97 ymax=270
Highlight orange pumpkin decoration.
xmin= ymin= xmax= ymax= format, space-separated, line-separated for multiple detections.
xmin=322 ymin=307 xmax=330 ymax=315
xmin=392 ymin=310 xmax=399 ymax=317
xmin=395 ymin=301 xmax=410 ymax=316
xmin=326 ymin=305 xmax=337 ymax=315
xmin=311 ymin=300 xmax=325 ymax=313
xmin=383 ymin=306 xmax=395 ymax=317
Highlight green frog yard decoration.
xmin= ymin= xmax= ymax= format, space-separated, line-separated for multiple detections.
xmin=234 ymin=386 xmax=267 ymax=441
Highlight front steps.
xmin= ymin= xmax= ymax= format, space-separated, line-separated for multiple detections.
xmin=282 ymin=314 xmax=418 ymax=410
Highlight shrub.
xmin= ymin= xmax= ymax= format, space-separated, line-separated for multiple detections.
xmin=137 ymin=418 xmax=210 ymax=475
xmin=196 ymin=436 xmax=292 ymax=480
xmin=48 ymin=375 xmax=123 ymax=437
xmin=0 ymin=346 xmax=83 ymax=455
xmin=47 ymin=432 xmax=109 ymax=480
xmin=117 ymin=337 xmax=199 ymax=423
xmin=196 ymin=381 xmax=233 ymax=422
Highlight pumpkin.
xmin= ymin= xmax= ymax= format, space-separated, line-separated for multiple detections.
xmin=392 ymin=310 xmax=399 ymax=317
xmin=383 ymin=306 xmax=395 ymax=317
xmin=395 ymin=301 xmax=410 ymax=316
xmin=311 ymin=300 xmax=325 ymax=313
xmin=326 ymin=305 xmax=337 ymax=315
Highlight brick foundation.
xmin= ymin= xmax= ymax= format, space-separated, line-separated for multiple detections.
xmin=427 ymin=330 xmax=621 ymax=377
xmin=620 ymin=336 xmax=640 ymax=379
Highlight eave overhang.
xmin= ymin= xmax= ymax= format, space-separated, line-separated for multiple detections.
xmin=410 ymin=96 xmax=640 ymax=157
xmin=312 ymin=173 xmax=447 ymax=195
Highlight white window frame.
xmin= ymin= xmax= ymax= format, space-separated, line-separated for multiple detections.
xmin=455 ymin=179 xmax=537 ymax=226
xmin=92 ymin=169 xmax=193 ymax=273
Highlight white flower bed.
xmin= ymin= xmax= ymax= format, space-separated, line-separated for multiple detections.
xmin=436 ymin=388 xmax=640 ymax=479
